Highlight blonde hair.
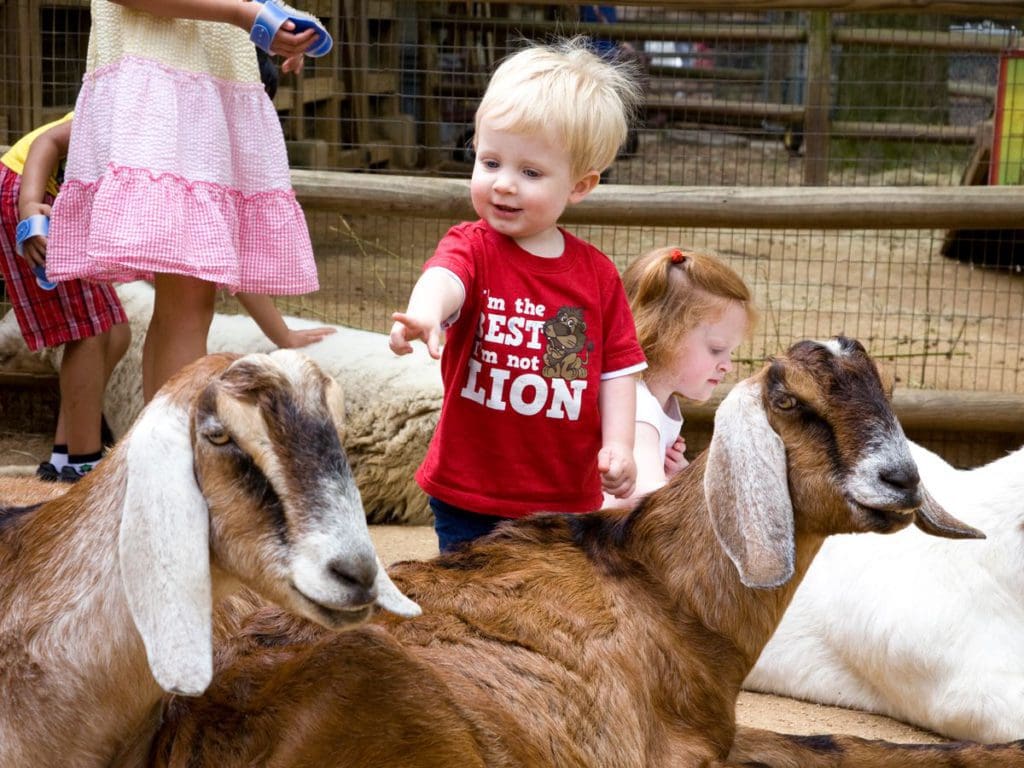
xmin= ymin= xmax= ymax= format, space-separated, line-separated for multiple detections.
xmin=475 ymin=37 xmax=642 ymax=179
xmin=622 ymin=246 xmax=757 ymax=374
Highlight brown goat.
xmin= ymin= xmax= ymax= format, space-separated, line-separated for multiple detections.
xmin=0 ymin=350 xmax=418 ymax=768
xmin=148 ymin=337 xmax=1019 ymax=768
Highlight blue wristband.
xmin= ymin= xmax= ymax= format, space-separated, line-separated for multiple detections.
xmin=15 ymin=213 xmax=49 ymax=256
xmin=249 ymin=0 xmax=333 ymax=58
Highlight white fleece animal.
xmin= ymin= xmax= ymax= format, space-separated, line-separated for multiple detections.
xmin=745 ymin=440 xmax=1024 ymax=743
xmin=0 ymin=281 xmax=440 ymax=524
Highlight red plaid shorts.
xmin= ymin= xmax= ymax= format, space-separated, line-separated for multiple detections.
xmin=0 ymin=165 xmax=127 ymax=351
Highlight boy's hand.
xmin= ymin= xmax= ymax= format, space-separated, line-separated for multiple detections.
xmin=599 ymin=443 xmax=637 ymax=499
xmin=389 ymin=312 xmax=442 ymax=358
xmin=278 ymin=325 xmax=336 ymax=349
xmin=20 ymin=235 xmax=47 ymax=269
xmin=18 ymin=200 xmax=50 ymax=222
xmin=664 ymin=436 xmax=689 ymax=477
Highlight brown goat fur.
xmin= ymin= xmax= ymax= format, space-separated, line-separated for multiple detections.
xmin=0 ymin=476 xmax=69 ymax=506
xmin=0 ymin=351 xmax=417 ymax=768
xmin=149 ymin=337 xmax=1021 ymax=768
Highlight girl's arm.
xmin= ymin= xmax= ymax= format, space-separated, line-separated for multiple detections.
xmin=17 ymin=120 xmax=73 ymax=268
xmin=236 ymin=293 xmax=337 ymax=349
xmin=109 ymin=0 xmax=249 ymax=24
xmin=603 ymin=423 xmax=679 ymax=509
xmin=597 ymin=374 xmax=638 ymax=499
xmin=389 ymin=267 xmax=465 ymax=359
xmin=633 ymin=421 xmax=670 ymax=493
xmin=108 ymin=0 xmax=316 ymax=66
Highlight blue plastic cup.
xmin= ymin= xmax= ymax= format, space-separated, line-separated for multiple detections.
xmin=33 ymin=265 xmax=57 ymax=291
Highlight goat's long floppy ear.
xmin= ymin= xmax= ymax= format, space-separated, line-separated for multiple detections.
xmin=704 ymin=379 xmax=795 ymax=588
xmin=118 ymin=396 xmax=213 ymax=696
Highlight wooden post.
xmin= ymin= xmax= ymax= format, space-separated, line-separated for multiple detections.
xmin=803 ymin=11 xmax=832 ymax=185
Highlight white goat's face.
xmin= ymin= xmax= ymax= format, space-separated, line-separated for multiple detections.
xmin=190 ymin=352 xmax=384 ymax=629
xmin=761 ymin=337 xmax=927 ymax=536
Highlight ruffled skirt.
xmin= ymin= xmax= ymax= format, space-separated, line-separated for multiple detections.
xmin=49 ymin=56 xmax=318 ymax=294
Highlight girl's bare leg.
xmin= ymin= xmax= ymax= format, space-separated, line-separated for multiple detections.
xmin=142 ymin=273 xmax=216 ymax=402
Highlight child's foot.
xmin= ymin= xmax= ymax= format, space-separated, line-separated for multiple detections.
xmin=59 ymin=464 xmax=93 ymax=483
xmin=36 ymin=461 xmax=62 ymax=482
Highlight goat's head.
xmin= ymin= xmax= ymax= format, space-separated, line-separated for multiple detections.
xmin=116 ymin=350 xmax=420 ymax=696
xmin=704 ymin=336 xmax=983 ymax=589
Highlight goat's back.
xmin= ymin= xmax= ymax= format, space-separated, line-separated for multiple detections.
xmin=151 ymin=510 xmax=734 ymax=768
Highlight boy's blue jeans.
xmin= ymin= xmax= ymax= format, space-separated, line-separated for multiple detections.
xmin=429 ymin=497 xmax=506 ymax=554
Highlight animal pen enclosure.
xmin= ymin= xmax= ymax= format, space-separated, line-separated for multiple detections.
xmin=0 ymin=0 xmax=1022 ymax=465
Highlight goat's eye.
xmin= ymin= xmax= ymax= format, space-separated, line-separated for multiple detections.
xmin=776 ymin=395 xmax=798 ymax=411
xmin=204 ymin=430 xmax=232 ymax=446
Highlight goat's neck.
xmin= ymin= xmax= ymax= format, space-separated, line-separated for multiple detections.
xmin=626 ymin=454 xmax=825 ymax=673
xmin=0 ymin=469 xmax=161 ymax=767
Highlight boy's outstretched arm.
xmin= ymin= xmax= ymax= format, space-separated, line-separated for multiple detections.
xmin=236 ymin=293 xmax=337 ymax=349
xmin=389 ymin=267 xmax=465 ymax=359
xmin=598 ymin=374 xmax=638 ymax=499
xmin=17 ymin=119 xmax=72 ymax=269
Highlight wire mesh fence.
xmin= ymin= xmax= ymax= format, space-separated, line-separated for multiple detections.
xmin=2 ymin=1 xmax=1022 ymax=415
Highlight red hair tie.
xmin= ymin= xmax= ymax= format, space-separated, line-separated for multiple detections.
xmin=669 ymin=249 xmax=687 ymax=264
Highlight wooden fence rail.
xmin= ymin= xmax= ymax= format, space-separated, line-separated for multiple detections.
xmin=469 ymin=0 xmax=1024 ymax=19
xmin=291 ymin=170 xmax=1024 ymax=229
xmin=683 ymin=388 xmax=1024 ymax=432
xmin=288 ymin=170 xmax=1024 ymax=433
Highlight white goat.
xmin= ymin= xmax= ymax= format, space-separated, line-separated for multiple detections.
xmin=0 ymin=281 xmax=439 ymax=524
xmin=0 ymin=350 xmax=419 ymax=768
xmin=0 ymin=306 xmax=56 ymax=375
xmin=745 ymin=440 xmax=1024 ymax=743
xmin=145 ymin=337 xmax=1019 ymax=768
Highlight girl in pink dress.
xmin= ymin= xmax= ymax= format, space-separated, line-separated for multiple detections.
xmin=48 ymin=0 xmax=322 ymax=400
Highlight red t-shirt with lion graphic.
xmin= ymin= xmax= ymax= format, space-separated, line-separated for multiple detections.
xmin=416 ymin=220 xmax=646 ymax=518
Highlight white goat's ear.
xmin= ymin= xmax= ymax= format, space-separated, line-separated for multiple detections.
xmin=704 ymin=379 xmax=795 ymax=588
xmin=118 ymin=397 xmax=213 ymax=696
xmin=373 ymin=557 xmax=422 ymax=618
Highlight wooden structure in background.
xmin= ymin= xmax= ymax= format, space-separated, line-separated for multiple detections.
xmin=1 ymin=0 xmax=89 ymax=139
xmin=4 ymin=0 xmax=1021 ymax=172
xmin=416 ymin=2 xmax=1019 ymax=179
xmin=1 ymin=0 xmax=413 ymax=169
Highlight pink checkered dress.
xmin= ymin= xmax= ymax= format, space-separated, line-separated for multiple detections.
xmin=47 ymin=2 xmax=318 ymax=295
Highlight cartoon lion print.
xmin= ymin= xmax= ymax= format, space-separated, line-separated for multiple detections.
xmin=542 ymin=306 xmax=591 ymax=381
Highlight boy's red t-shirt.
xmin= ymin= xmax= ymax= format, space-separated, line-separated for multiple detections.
xmin=416 ymin=220 xmax=646 ymax=518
